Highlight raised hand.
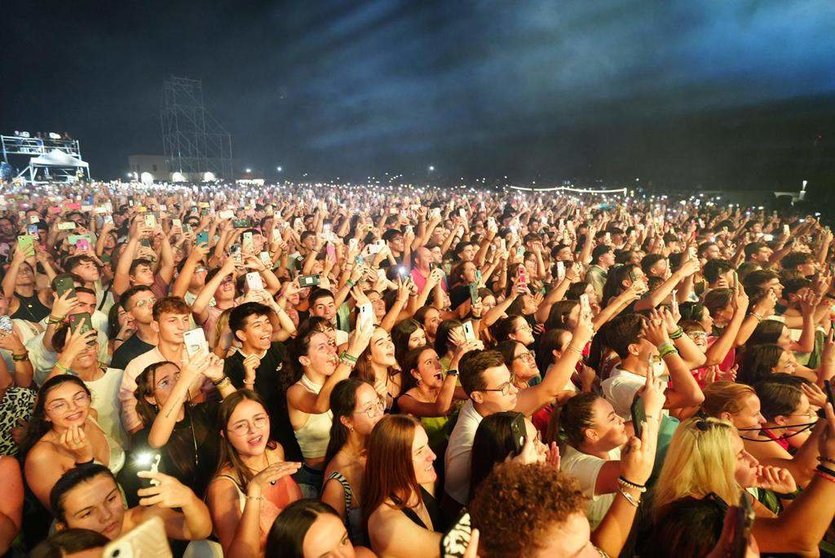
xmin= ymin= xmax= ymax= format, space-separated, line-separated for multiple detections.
xmin=246 ymin=462 xmax=303 ymax=499
xmin=755 ymin=465 xmax=797 ymax=494
xmin=59 ymin=424 xmax=94 ymax=464
xmin=136 ymin=471 xmax=200 ymax=508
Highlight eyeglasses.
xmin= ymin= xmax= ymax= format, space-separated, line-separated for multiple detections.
xmin=46 ymin=391 xmax=91 ymax=414
xmin=512 ymin=350 xmax=536 ymax=362
xmin=515 ymin=323 xmax=533 ymax=333
xmin=356 ymin=397 xmax=386 ymax=419
xmin=229 ymin=415 xmax=269 ymax=436
xmin=477 ymin=380 xmax=515 ymax=397
xmin=131 ymin=297 xmax=157 ymax=309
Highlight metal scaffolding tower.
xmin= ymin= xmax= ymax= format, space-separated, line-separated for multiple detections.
xmin=161 ymin=76 xmax=233 ymax=180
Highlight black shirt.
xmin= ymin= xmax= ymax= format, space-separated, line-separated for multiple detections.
xmin=111 ymin=332 xmax=155 ymax=370
xmin=125 ymin=402 xmax=221 ymax=502
xmin=224 ymin=342 xmax=303 ymax=462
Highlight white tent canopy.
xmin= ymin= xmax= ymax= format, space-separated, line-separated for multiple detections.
xmin=29 ymin=149 xmax=89 ymax=169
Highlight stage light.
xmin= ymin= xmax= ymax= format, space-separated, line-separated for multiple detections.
xmin=203 ymin=172 xmax=215 ymax=182
xmin=277 ymin=166 xmax=283 ymax=172
xmin=171 ymin=172 xmax=186 ymax=182
xmin=428 ymin=165 xmax=435 ymax=172
xmin=246 ymin=168 xmax=252 ymax=173
xmin=140 ymin=172 xmax=154 ymax=185
xmin=49 ymin=132 xmax=61 ymax=140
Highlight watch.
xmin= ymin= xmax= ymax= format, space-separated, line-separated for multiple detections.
xmin=446 ymin=369 xmax=459 ymax=377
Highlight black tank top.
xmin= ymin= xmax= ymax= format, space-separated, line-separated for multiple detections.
xmin=10 ymin=292 xmax=50 ymax=323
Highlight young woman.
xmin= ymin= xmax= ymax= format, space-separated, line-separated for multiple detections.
xmin=21 ymin=375 xmax=125 ymax=510
xmin=286 ymin=321 xmax=373 ymax=497
xmin=701 ymin=380 xmax=824 ymax=488
xmin=206 ymin=390 xmax=304 ymax=556
xmin=265 ymin=499 xmax=375 ymax=558
xmin=391 ymin=319 xmax=427 ymax=363
xmin=354 ymin=327 xmax=402 ymax=410
xmin=50 ymin=463 xmax=212 ymax=543
xmin=397 ymin=342 xmax=476 ymax=454
xmin=651 ymin=413 xmax=835 ymax=556
xmin=363 ymin=415 xmax=445 ymax=557
xmin=321 ymin=379 xmax=385 ymax=545
xmin=469 ymin=411 xmax=556 ymax=499
xmin=132 ymin=352 xmax=235 ymax=499
xmin=50 ymin=324 xmax=128 ymax=449
xmin=434 ymin=319 xmax=465 ymax=371
xmin=549 ymin=376 xmax=664 ymax=529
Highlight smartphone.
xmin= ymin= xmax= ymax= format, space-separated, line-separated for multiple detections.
xmin=579 ymin=293 xmax=591 ymax=317
xmin=731 ymin=270 xmax=739 ymax=291
xmin=183 ymin=328 xmax=208 ymax=357
xmin=462 ymin=321 xmax=476 ymax=342
xmin=517 ymin=265 xmax=528 ymax=291
xmin=55 ymin=275 xmax=77 ymax=299
xmin=16 ymin=235 xmax=34 ymax=258
xmin=299 ymin=274 xmax=320 ymax=288
xmin=233 ymin=219 xmax=252 ymax=229
xmin=28 ymin=215 xmax=39 ymax=225
xmin=688 ymin=246 xmax=698 ymax=260
xmin=509 ymin=413 xmax=527 ymax=455
xmin=27 ymin=224 xmax=38 ymax=236
xmin=68 ymin=312 xmax=94 ymax=335
xmin=102 ymin=515 xmax=173 ymax=558
xmin=783 ymin=224 xmax=791 ymax=236
xmin=245 ymin=272 xmax=264 ymax=291
xmin=172 ymin=218 xmax=182 ymax=229
xmin=76 ymin=239 xmax=90 ymax=252
xmin=469 ymin=283 xmax=478 ymax=305
xmin=230 ymin=244 xmax=242 ymax=264
xmin=144 ymin=213 xmax=157 ymax=229
xmin=326 ymin=243 xmax=336 ymax=259
xmin=242 ymin=231 xmax=254 ymax=253
xmin=440 ymin=512 xmax=473 ymax=558
xmin=357 ymin=302 xmax=374 ymax=331
xmin=259 ymin=251 xmax=272 ymax=266
xmin=630 ymin=395 xmax=646 ymax=439
xmin=731 ymin=491 xmax=755 ymax=558
xmin=0 ymin=316 xmax=13 ymax=333
xmin=671 ymin=289 xmax=679 ymax=316
xmin=196 ymin=231 xmax=209 ymax=246
xmin=104 ymin=214 xmax=114 ymax=225
xmin=348 ymin=238 xmax=359 ymax=252
xmin=556 ymin=261 xmax=566 ymax=281
xmin=293 ymin=217 xmax=303 ymax=230
xmin=516 ymin=245 xmax=526 ymax=259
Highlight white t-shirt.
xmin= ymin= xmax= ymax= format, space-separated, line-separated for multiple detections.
xmin=87 ymin=368 xmax=129 ymax=449
xmin=444 ymin=399 xmax=483 ymax=505
xmin=601 ymin=366 xmax=646 ymax=420
xmin=560 ymin=445 xmax=621 ymax=529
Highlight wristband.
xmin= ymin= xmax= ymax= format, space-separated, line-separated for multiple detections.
xmin=817 ymin=464 xmax=835 ymax=478
xmin=75 ymin=458 xmax=95 ymax=467
xmin=446 ymin=369 xmax=459 ymax=377
xmin=12 ymin=351 xmax=28 ymax=362
xmin=340 ymin=351 xmax=358 ymax=363
xmin=48 ymin=315 xmax=65 ymax=325
xmin=669 ymin=327 xmax=684 ymax=340
xmin=212 ymin=376 xmax=230 ymax=387
xmin=346 ymin=279 xmax=356 ymax=287
xmin=565 ymin=345 xmax=583 ymax=357
xmin=245 ymin=494 xmax=265 ymax=502
xmin=816 ymin=470 xmax=835 ymax=484
xmin=750 ymin=312 xmax=764 ymax=322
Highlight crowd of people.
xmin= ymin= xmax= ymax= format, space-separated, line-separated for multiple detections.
xmin=1 ymin=180 xmax=834 ymax=557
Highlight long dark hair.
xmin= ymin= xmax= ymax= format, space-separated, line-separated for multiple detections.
xmin=470 ymin=411 xmax=524 ymax=500
xmin=399 ymin=345 xmax=436 ymax=394
xmin=434 ymin=319 xmax=462 ymax=357
xmin=324 ymin=378 xmax=369 ymax=466
xmin=265 ymin=499 xmax=341 ymax=558
xmin=536 ymin=328 xmax=570 ymax=377
xmin=134 ymin=360 xmax=199 ymax=479
xmin=391 ymin=319 xmax=423 ymax=363
xmin=20 ymin=375 xmax=92 ymax=458
xmin=747 ymin=320 xmax=785 ymax=346
xmin=738 ymin=344 xmax=783 ymax=385
xmin=215 ymin=389 xmax=276 ymax=488
xmin=546 ymin=392 xmax=599 ymax=450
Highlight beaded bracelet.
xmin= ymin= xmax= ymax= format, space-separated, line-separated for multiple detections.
xmin=565 ymin=345 xmax=583 ymax=357
xmin=659 ymin=346 xmax=679 ymax=359
xmin=340 ymin=352 xmax=358 ymax=363
xmin=618 ymin=476 xmax=647 ymax=493
xmin=669 ymin=327 xmax=684 ymax=340
xmin=750 ymin=312 xmax=764 ymax=322
xmin=12 ymin=352 xmax=28 ymax=362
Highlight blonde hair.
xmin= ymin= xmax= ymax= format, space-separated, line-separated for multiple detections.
xmin=701 ymin=382 xmax=756 ymax=419
xmin=653 ymin=417 xmax=739 ymax=518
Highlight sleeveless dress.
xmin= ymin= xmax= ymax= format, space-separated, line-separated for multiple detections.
xmin=292 ymin=375 xmax=333 ymax=460
xmin=216 ymin=464 xmax=301 ymax=547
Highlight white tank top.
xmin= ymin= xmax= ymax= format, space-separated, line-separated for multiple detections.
xmin=293 ymin=375 xmax=333 ymax=460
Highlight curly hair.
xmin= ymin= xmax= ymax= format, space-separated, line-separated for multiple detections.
xmin=469 ymin=462 xmax=588 ymax=558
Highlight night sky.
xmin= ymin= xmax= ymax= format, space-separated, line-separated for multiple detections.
xmin=2 ymin=0 xmax=835 ymax=189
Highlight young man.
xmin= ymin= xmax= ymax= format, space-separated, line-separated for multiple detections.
xmin=444 ymin=319 xmax=591 ymax=507
xmin=112 ymin=218 xmax=175 ymax=298
xmin=119 ymin=297 xmax=208 ymax=434
xmin=110 ymin=285 xmax=158 ymax=370
xmin=307 ymin=288 xmax=349 ymax=345
xmin=600 ymin=313 xmax=704 ymax=420
xmin=28 ymin=283 xmax=110 ymax=385
xmin=586 ymin=245 xmax=615 ymax=302
xmin=223 ymin=301 xmax=302 ymax=461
